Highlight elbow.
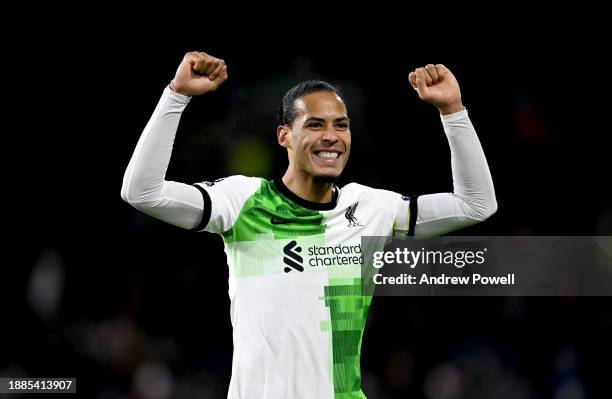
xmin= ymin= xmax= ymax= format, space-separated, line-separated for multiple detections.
xmin=121 ymin=190 xmax=157 ymax=210
xmin=120 ymin=183 xmax=130 ymax=204
xmin=120 ymin=177 xmax=165 ymax=210
xmin=120 ymin=188 xmax=140 ymax=206
xmin=120 ymin=175 xmax=137 ymax=205
xmin=458 ymin=193 xmax=498 ymax=222
xmin=120 ymin=165 xmax=133 ymax=204
xmin=475 ymin=191 xmax=498 ymax=221
xmin=120 ymin=177 xmax=146 ymax=207
xmin=120 ymin=187 xmax=149 ymax=208
xmin=481 ymin=197 xmax=498 ymax=220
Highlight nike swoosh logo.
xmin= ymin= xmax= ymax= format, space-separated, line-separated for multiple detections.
xmin=271 ymin=218 xmax=292 ymax=225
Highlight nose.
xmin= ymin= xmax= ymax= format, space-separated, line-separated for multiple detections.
xmin=321 ymin=128 xmax=339 ymax=144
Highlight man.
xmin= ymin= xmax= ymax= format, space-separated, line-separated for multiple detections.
xmin=121 ymin=51 xmax=497 ymax=398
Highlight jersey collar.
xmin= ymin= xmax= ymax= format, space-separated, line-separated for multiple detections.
xmin=273 ymin=178 xmax=338 ymax=211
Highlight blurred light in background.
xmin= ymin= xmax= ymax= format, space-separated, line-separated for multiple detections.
xmin=27 ymin=248 xmax=65 ymax=321
xmin=228 ymin=137 xmax=273 ymax=177
xmin=424 ymin=363 xmax=463 ymax=399
xmin=132 ymin=361 xmax=174 ymax=399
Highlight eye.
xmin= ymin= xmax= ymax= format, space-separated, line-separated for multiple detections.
xmin=307 ymin=122 xmax=323 ymax=129
xmin=336 ymin=122 xmax=349 ymax=130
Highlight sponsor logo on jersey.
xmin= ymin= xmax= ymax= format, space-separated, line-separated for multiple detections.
xmin=282 ymin=241 xmax=363 ymax=273
xmin=345 ymin=202 xmax=362 ymax=227
xmin=283 ymin=240 xmax=304 ymax=273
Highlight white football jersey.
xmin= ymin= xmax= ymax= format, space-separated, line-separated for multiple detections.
xmin=193 ymin=175 xmax=416 ymax=399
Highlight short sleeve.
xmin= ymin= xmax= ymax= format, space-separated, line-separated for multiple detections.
xmin=190 ymin=175 xmax=262 ymax=234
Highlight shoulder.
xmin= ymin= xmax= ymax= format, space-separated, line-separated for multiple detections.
xmin=339 ymin=182 xmax=404 ymax=206
xmin=195 ymin=175 xmax=263 ymax=192
xmin=196 ymin=175 xmax=262 ymax=187
xmin=340 ymin=182 xmax=401 ymax=199
xmin=192 ymin=176 xmax=265 ymax=234
xmin=193 ymin=175 xmax=264 ymax=208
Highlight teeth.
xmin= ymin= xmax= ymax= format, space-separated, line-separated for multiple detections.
xmin=317 ymin=151 xmax=339 ymax=159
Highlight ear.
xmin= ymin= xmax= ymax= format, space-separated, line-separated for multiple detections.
xmin=277 ymin=125 xmax=291 ymax=149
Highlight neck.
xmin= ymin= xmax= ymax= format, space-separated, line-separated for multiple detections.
xmin=282 ymin=168 xmax=334 ymax=204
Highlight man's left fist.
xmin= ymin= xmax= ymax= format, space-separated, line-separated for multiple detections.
xmin=408 ymin=64 xmax=463 ymax=115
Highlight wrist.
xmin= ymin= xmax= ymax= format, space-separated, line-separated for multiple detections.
xmin=438 ymin=101 xmax=464 ymax=115
xmin=168 ymin=80 xmax=193 ymax=97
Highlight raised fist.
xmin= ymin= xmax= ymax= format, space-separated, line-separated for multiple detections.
xmin=408 ymin=64 xmax=463 ymax=115
xmin=170 ymin=51 xmax=228 ymax=96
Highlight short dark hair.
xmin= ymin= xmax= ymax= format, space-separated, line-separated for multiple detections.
xmin=277 ymin=80 xmax=345 ymax=127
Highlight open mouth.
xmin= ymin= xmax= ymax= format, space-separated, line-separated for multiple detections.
xmin=314 ymin=151 xmax=341 ymax=160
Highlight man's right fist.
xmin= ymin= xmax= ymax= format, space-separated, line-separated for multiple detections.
xmin=170 ymin=51 xmax=228 ymax=96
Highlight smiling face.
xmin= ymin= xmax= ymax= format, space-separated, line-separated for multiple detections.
xmin=278 ymin=91 xmax=351 ymax=182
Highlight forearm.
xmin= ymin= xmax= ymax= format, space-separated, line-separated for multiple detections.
xmin=415 ymin=109 xmax=497 ymax=238
xmin=120 ymin=86 xmax=204 ymax=229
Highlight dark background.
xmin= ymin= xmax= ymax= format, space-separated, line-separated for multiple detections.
xmin=5 ymin=12 xmax=611 ymax=399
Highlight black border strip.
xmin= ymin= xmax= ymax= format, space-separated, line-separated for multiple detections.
xmin=190 ymin=184 xmax=212 ymax=232
xmin=408 ymin=195 xmax=419 ymax=237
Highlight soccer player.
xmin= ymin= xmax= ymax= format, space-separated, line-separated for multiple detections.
xmin=121 ymin=51 xmax=497 ymax=398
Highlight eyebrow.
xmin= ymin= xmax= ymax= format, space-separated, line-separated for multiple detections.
xmin=304 ymin=117 xmax=350 ymax=123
